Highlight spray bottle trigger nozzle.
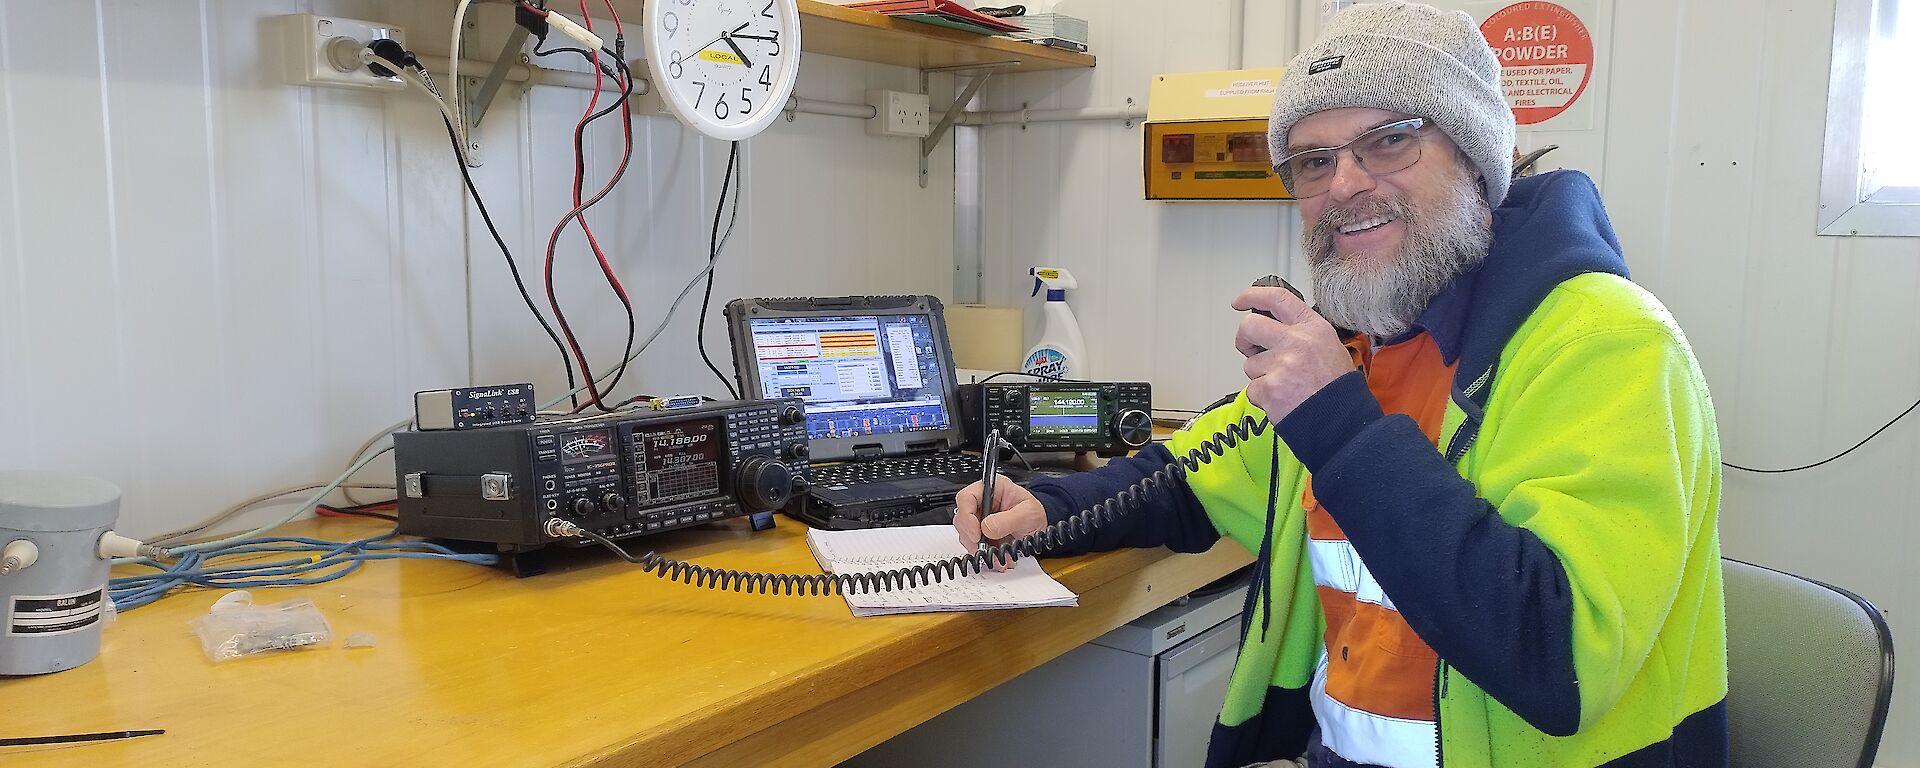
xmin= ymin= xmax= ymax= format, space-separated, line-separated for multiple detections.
xmin=1031 ymin=276 xmax=1043 ymax=297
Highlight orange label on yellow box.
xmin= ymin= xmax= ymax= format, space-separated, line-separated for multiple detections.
xmin=699 ymin=49 xmax=745 ymax=66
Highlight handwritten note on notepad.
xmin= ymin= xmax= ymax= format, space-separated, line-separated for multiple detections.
xmin=806 ymin=526 xmax=1078 ymax=617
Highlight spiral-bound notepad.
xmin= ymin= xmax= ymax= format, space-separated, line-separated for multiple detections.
xmin=805 ymin=526 xmax=1078 ymax=617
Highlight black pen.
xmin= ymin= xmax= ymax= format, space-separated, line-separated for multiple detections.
xmin=978 ymin=428 xmax=1001 ymax=551
xmin=0 ymin=729 xmax=165 ymax=747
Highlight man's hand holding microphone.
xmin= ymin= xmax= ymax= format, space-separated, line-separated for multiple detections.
xmin=950 ymin=276 xmax=1351 ymax=566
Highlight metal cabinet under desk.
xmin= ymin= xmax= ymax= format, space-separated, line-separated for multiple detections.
xmin=842 ymin=580 xmax=1250 ymax=768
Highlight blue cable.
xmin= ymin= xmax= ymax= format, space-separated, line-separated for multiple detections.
xmin=108 ymin=525 xmax=496 ymax=612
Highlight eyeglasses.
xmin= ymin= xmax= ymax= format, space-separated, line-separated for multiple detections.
xmin=1275 ymin=117 xmax=1429 ymax=199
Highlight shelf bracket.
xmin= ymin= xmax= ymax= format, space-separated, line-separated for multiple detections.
xmin=919 ymin=63 xmax=1015 ymax=188
xmin=455 ymin=23 xmax=530 ymax=167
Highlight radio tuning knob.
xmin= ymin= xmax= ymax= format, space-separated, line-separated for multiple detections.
xmin=780 ymin=406 xmax=805 ymax=426
xmin=1114 ymin=409 xmax=1154 ymax=448
xmin=788 ymin=442 xmax=810 ymax=461
xmin=601 ymin=492 xmax=625 ymax=512
xmin=1005 ymin=424 xmax=1027 ymax=442
xmin=735 ymin=457 xmax=794 ymax=511
xmin=571 ymin=497 xmax=597 ymax=517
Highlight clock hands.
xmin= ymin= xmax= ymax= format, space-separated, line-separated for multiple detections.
xmin=722 ymin=36 xmax=754 ymax=68
xmin=675 ymin=22 xmax=754 ymax=65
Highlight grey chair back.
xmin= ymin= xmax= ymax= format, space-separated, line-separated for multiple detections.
xmin=1724 ymin=558 xmax=1894 ymax=768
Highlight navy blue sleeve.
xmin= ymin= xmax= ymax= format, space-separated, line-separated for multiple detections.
xmin=1024 ymin=443 xmax=1222 ymax=557
xmin=1276 ymin=371 xmax=1580 ymax=737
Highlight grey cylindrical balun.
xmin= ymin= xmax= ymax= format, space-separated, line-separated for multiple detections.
xmin=0 ymin=470 xmax=121 ymax=675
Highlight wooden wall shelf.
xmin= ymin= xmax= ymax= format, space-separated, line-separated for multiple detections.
xmin=796 ymin=1 xmax=1095 ymax=71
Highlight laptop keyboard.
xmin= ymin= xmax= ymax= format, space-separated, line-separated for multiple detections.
xmin=813 ymin=453 xmax=983 ymax=487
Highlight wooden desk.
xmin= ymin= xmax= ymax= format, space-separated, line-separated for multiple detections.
xmin=2 ymin=516 xmax=1250 ymax=767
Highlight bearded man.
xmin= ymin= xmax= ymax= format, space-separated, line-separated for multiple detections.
xmin=953 ymin=3 xmax=1728 ymax=767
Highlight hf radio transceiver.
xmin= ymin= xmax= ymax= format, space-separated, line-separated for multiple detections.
xmin=960 ymin=382 xmax=1154 ymax=457
xmin=394 ymin=399 xmax=812 ymax=576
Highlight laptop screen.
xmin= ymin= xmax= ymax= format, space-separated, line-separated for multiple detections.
xmin=745 ymin=313 xmax=952 ymax=440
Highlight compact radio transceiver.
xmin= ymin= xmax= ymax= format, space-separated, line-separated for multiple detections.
xmin=394 ymin=399 xmax=811 ymax=576
xmin=960 ymin=382 xmax=1153 ymax=457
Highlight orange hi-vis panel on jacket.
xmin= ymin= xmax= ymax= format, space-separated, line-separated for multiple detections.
xmin=1303 ymin=331 xmax=1456 ymax=767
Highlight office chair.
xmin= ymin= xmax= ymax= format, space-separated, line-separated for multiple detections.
xmin=1723 ymin=558 xmax=1895 ymax=768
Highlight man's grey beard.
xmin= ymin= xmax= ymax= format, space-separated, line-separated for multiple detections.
xmin=1304 ymin=172 xmax=1493 ymax=338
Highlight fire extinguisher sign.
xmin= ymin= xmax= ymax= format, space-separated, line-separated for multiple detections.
xmin=1479 ymin=1 xmax=1595 ymax=127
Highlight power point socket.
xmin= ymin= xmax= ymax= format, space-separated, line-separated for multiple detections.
xmin=865 ymin=89 xmax=932 ymax=138
xmin=276 ymin=14 xmax=406 ymax=92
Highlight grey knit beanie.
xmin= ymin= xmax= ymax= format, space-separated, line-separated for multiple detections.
xmin=1268 ymin=0 xmax=1515 ymax=206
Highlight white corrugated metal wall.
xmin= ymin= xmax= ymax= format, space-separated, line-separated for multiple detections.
xmin=981 ymin=0 xmax=1917 ymax=762
xmin=0 ymin=0 xmax=954 ymax=539
xmin=981 ymin=0 xmax=1306 ymax=414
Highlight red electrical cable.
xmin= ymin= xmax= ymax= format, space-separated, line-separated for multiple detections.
xmin=542 ymin=4 xmax=640 ymax=413
xmin=569 ymin=0 xmax=631 ymax=316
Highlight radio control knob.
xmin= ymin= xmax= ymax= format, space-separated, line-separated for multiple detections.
xmin=791 ymin=476 xmax=810 ymax=495
xmin=1114 ymin=409 xmax=1154 ymax=448
xmin=571 ymin=497 xmax=597 ymax=517
xmin=780 ymin=406 xmax=805 ymax=426
xmin=601 ymin=492 xmax=625 ymax=512
xmin=1005 ymin=424 xmax=1027 ymax=442
xmin=735 ymin=457 xmax=794 ymax=511
xmin=788 ymin=442 xmax=810 ymax=461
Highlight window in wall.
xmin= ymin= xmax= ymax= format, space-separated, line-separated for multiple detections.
xmin=1820 ymin=0 xmax=1920 ymax=236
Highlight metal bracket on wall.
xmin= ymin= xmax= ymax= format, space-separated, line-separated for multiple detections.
xmin=454 ymin=23 xmax=531 ymax=167
xmin=919 ymin=62 xmax=1016 ymax=188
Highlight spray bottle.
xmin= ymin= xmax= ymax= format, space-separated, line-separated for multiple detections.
xmin=1023 ymin=267 xmax=1089 ymax=380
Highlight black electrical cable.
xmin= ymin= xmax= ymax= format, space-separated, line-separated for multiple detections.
xmin=317 ymin=498 xmax=402 ymax=522
xmin=534 ymin=47 xmax=738 ymax=412
xmin=608 ymin=176 xmax=743 ymax=412
xmin=412 ymin=65 xmax=583 ymax=411
xmin=1724 ymin=396 xmax=1920 ymax=473
xmin=1003 ymin=442 xmax=1036 ymax=473
xmin=697 ymin=141 xmax=743 ymax=400
xmin=327 ymin=499 xmax=398 ymax=513
xmin=319 ymin=508 xmax=401 ymax=523
xmin=560 ymin=51 xmax=641 ymax=411
xmin=975 ymin=370 xmax=1089 ymax=384
xmin=560 ymin=415 xmax=1269 ymax=595
xmin=538 ymin=54 xmax=639 ymax=412
xmin=533 ymin=40 xmax=599 ymax=63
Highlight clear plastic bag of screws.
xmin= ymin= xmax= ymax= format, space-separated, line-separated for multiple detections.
xmin=190 ymin=591 xmax=332 ymax=662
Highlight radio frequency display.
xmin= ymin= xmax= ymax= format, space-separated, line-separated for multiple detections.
xmin=1030 ymin=390 xmax=1101 ymax=435
xmin=630 ymin=419 xmax=724 ymax=504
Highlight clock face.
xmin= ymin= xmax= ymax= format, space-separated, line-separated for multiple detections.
xmin=645 ymin=0 xmax=802 ymax=141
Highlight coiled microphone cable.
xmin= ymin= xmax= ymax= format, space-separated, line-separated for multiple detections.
xmin=548 ymin=415 xmax=1269 ymax=596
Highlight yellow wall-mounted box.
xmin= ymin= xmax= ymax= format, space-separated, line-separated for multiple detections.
xmin=1143 ymin=68 xmax=1292 ymax=201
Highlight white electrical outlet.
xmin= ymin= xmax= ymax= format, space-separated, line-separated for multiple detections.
xmin=276 ymin=14 xmax=406 ymax=91
xmin=866 ymin=89 xmax=932 ymax=138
